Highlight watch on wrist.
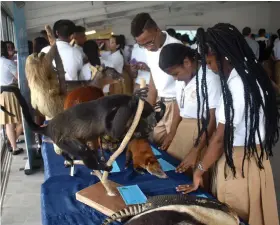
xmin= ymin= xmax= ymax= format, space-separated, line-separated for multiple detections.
xmin=197 ymin=161 xmax=207 ymax=172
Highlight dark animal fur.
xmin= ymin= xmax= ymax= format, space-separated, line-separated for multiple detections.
xmin=1 ymin=86 xmax=165 ymax=171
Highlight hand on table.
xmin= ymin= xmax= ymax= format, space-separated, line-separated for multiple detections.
xmin=160 ymin=132 xmax=175 ymax=150
xmin=176 ymin=148 xmax=198 ymax=173
xmin=176 ymin=170 xmax=203 ymax=194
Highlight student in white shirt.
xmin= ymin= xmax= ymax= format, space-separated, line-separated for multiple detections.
xmin=73 ymin=26 xmax=87 ymax=62
xmin=273 ymin=39 xmax=280 ymax=89
xmin=159 ymin=43 xmax=221 ymax=164
xmin=41 ymin=20 xmax=83 ymax=80
xmin=130 ymin=43 xmax=151 ymax=90
xmin=0 ymin=41 xmax=23 ymax=155
xmin=242 ymin=27 xmax=259 ymax=60
xmin=176 ymin=24 xmax=279 ymax=225
xmin=131 ymin=13 xmax=181 ymax=147
xmin=101 ymin=35 xmax=124 ymax=94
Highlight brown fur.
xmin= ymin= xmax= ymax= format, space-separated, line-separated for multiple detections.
xmin=126 ymin=139 xmax=167 ymax=178
xmin=25 ymin=51 xmax=65 ymax=119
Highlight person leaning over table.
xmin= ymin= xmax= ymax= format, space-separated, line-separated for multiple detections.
xmin=130 ymin=12 xmax=181 ymax=148
xmin=176 ymin=24 xmax=279 ymax=225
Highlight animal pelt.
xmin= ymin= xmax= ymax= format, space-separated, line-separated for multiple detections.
xmin=25 ymin=47 xmax=65 ymax=119
xmin=1 ymin=86 xmax=165 ymax=171
xmin=126 ymin=138 xmax=167 ymax=178
xmin=103 ymin=194 xmax=240 ymax=225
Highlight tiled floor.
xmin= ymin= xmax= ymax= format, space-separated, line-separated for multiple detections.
xmin=1 ymin=139 xmax=44 ymax=225
xmin=1 ymin=137 xmax=280 ymax=225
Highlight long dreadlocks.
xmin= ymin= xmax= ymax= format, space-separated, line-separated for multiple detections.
xmin=196 ymin=23 xmax=279 ymax=176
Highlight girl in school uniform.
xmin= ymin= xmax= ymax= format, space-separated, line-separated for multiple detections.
xmin=159 ymin=43 xmax=221 ymax=167
xmin=101 ymin=35 xmax=125 ymax=94
xmin=176 ymin=24 xmax=279 ymax=225
xmin=0 ymin=41 xmax=23 ymax=155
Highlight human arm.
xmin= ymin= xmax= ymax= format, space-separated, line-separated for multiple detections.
xmin=161 ymin=102 xmax=182 ymax=150
xmin=146 ymin=74 xmax=158 ymax=106
xmin=176 ymin=108 xmax=217 ymax=172
xmin=176 ymin=123 xmax=225 ymax=194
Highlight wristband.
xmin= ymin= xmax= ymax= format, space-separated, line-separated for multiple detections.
xmin=197 ymin=161 xmax=207 ymax=172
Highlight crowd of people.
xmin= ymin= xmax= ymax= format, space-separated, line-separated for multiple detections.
xmin=0 ymin=12 xmax=280 ymax=225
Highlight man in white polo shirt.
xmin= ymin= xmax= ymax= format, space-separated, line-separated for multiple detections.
xmin=131 ymin=13 xmax=182 ymax=149
xmin=41 ymin=20 xmax=83 ymax=80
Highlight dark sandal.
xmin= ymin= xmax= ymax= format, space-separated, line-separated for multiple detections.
xmin=12 ymin=148 xmax=24 ymax=155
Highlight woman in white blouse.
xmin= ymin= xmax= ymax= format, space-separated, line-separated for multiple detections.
xmin=101 ymin=35 xmax=125 ymax=94
xmin=0 ymin=41 xmax=23 ymax=155
xmin=159 ymin=44 xmax=221 ymax=171
xmin=175 ymin=25 xmax=279 ymax=225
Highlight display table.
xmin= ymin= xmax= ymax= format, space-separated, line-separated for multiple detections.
xmin=40 ymin=142 xmax=246 ymax=225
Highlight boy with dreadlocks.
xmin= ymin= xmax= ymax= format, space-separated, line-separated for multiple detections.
xmin=176 ymin=24 xmax=279 ymax=225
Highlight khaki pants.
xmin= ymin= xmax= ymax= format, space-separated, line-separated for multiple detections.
xmin=212 ymin=147 xmax=279 ymax=225
xmin=167 ymin=118 xmax=198 ymax=161
xmin=152 ymin=100 xmax=176 ymax=145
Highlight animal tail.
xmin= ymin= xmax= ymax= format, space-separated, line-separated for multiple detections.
xmin=102 ymin=203 xmax=147 ymax=225
xmin=0 ymin=86 xmax=46 ymax=135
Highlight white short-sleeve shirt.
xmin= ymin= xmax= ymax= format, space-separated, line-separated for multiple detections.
xmin=216 ymin=68 xmax=265 ymax=146
xmin=131 ymin=43 xmax=151 ymax=85
xmin=79 ymin=62 xmax=92 ymax=80
xmin=0 ymin=57 xmax=17 ymax=86
xmin=74 ymin=44 xmax=86 ymax=60
xmin=145 ymin=31 xmax=182 ymax=98
xmin=176 ymin=67 xmax=221 ymax=119
xmin=101 ymin=50 xmax=124 ymax=74
xmin=40 ymin=41 xmax=83 ymax=80
xmin=56 ymin=40 xmax=83 ymax=80
xmin=273 ymin=40 xmax=280 ymax=60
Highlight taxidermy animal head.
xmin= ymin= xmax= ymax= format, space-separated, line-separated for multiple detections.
xmin=103 ymin=194 xmax=240 ymax=225
xmin=133 ymin=101 xmax=166 ymax=139
xmin=89 ymin=65 xmax=124 ymax=88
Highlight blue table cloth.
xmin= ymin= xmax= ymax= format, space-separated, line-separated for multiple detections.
xmin=41 ymin=141 xmax=247 ymax=225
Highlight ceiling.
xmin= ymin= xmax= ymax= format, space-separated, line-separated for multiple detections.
xmin=24 ymin=1 xmax=264 ymax=37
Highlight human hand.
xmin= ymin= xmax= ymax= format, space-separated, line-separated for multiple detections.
xmin=130 ymin=64 xmax=138 ymax=74
xmin=176 ymin=148 xmax=198 ymax=173
xmin=160 ymin=132 xmax=175 ymax=150
xmin=176 ymin=170 xmax=203 ymax=194
xmin=137 ymin=62 xmax=150 ymax=71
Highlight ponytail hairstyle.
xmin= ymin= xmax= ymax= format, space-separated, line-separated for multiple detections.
xmin=111 ymin=35 xmax=124 ymax=54
xmin=196 ymin=23 xmax=279 ymax=176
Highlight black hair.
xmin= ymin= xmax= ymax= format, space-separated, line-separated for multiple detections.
xmin=196 ymin=23 xmax=279 ymax=176
xmin=159 ymin=43 xmax=197 ymax=70
xmin=33 ymin=37 xmax=49 ymax=53
xmin=258 ymin=28 xmax=266 ymax=37
xmin=53 ymin=19 xmax=75 ymax=39
xmin=1 ymin=41 xmax=8 ymax=58
xmin=83 ymin=40 xmax=100 ymax=67
xmin=111 ymin=35 xmax=124 ymax=52
xmin=175 ymin=33 xmax=182 ymax=41
xmin=40 ymin=30 xmax=47 ymax=37
xmin=74 ymin=26 xmax=86 ymax=33
xmin=28 ymin=40 xmax=33 ymax=55
xmin=131 ymin=12 xmax=158 ymax=38
xmin=5 ymin=41 xmax=15 ymax=50
xmin=242 ymin=27 xmax=251 ymax=36
xmin=166 ymin=28 xmax=176 ymax=37
xmin=181 ymin=34 xmax=191 ymax=44
xmin=119 ymin=34 xmax=126 ymax=50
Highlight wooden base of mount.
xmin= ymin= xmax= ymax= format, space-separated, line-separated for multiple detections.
xmin=76 ymin=180 xmax=126 ymax=217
